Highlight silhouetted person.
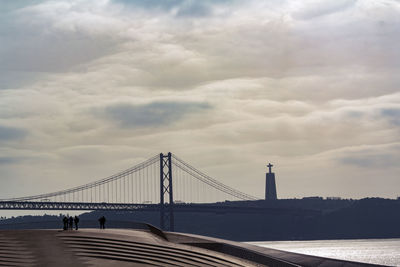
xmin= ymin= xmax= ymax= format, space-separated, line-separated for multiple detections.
xmin=99 ymin=216 xmax=106 ymax=229
xmin=68 ymin=216 xmax=73 ymax=230
xmin=62 ymin=216 xmax=68 ymax=230
xmin=74 ymin=216 xmax=80 ymax=230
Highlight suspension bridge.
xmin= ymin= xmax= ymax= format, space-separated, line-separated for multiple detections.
xmin=0 ymin=152 xmax=260 ymax=230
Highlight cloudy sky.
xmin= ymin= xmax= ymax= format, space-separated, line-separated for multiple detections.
xmin=0 ymin=0 xmax=399 ymax=204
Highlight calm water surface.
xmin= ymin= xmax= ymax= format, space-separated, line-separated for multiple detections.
xmin=248 ymin=239 xmax=400 ymax=266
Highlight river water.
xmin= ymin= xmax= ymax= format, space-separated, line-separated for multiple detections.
xmin=248 ymin=238 xmax=400 ymax=266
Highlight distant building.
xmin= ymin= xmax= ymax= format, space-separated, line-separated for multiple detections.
xmin=302 ymin=196 xmax=323 ymax=200
xmin=265 ymin=163 xmax=277 ymax=200
xmin=327 ymin=197 xmax=341 ymax=200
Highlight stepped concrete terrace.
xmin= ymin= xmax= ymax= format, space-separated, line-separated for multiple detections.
xmin=0 ymin=224 xmax=387 ymax=267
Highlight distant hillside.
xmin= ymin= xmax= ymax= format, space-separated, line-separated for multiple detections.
xmin=1 ymin=197 xmax=399 ymax=241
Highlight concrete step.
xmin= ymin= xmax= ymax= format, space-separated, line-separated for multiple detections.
xmin=61 ymin=236 xmax=230 ymax=266
xmin=0 ymin=234 xmax=36 ymax=267
xmin=59 ymin=234 xmax=245 ymax=267
xmin=68 ymin=244 xmax=201 ymax=266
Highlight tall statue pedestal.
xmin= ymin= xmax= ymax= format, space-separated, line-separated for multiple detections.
xmin=265 ymin=173 xmax=277 ymax=200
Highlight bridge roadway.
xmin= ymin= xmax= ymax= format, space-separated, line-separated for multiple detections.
xmin=0 ymin=201 xmax=319 ymax=215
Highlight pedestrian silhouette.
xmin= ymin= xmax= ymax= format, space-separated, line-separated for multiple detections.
xmin=74 ymin=216 xmax=80 ymax=230
xmin=98 ymin=216 xmax=106 ymax=229
xmin=62 ymin=216 xmax=68 ymax=230
xmin=68 ymin=216 xmax=73 ymax=230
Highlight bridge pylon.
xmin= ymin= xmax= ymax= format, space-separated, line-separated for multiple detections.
xmin=160 ymin=152 xmax=174 ymax=231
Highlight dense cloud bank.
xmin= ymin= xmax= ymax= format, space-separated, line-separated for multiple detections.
xmin=0 ymin=0 xmax=399 ymax=200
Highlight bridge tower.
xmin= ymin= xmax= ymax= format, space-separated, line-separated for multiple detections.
xmin=159 ymin=152 xmax=174 ymax=231
xmin=265 ymin=163 xmax=277 ymax=200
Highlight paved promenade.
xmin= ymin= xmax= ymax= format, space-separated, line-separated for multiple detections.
xmin=0 ymin=228 xmax=258 ymax=267
xmin=0 ymin=226 xmax=387 ymax=267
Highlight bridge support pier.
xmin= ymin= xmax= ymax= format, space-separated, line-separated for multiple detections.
xmin=160 ymin=152 xmax=174 ymax=231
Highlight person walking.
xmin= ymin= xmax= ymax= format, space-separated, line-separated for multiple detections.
xmin=74 ymin=216 xmax=80 ymax=230
xmin=68 ymin=216 xmax=73 ymax=230
xmin=62 ymin=216 xmax=68 ymax=230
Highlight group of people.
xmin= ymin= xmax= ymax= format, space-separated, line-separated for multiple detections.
xmin=62 ymin=215 xmax=79 ymax=230
xmin=62 ymin=215 xmax=106 ymax=230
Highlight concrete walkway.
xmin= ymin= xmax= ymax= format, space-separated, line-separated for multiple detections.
xmin=0 ymin=228 xmax=388 ymax=267
xmin=0 ymin=229 xmax=260 ymax=267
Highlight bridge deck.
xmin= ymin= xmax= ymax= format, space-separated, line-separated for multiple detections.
xmin=0 ymin=201 xmax=319 ymax=216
